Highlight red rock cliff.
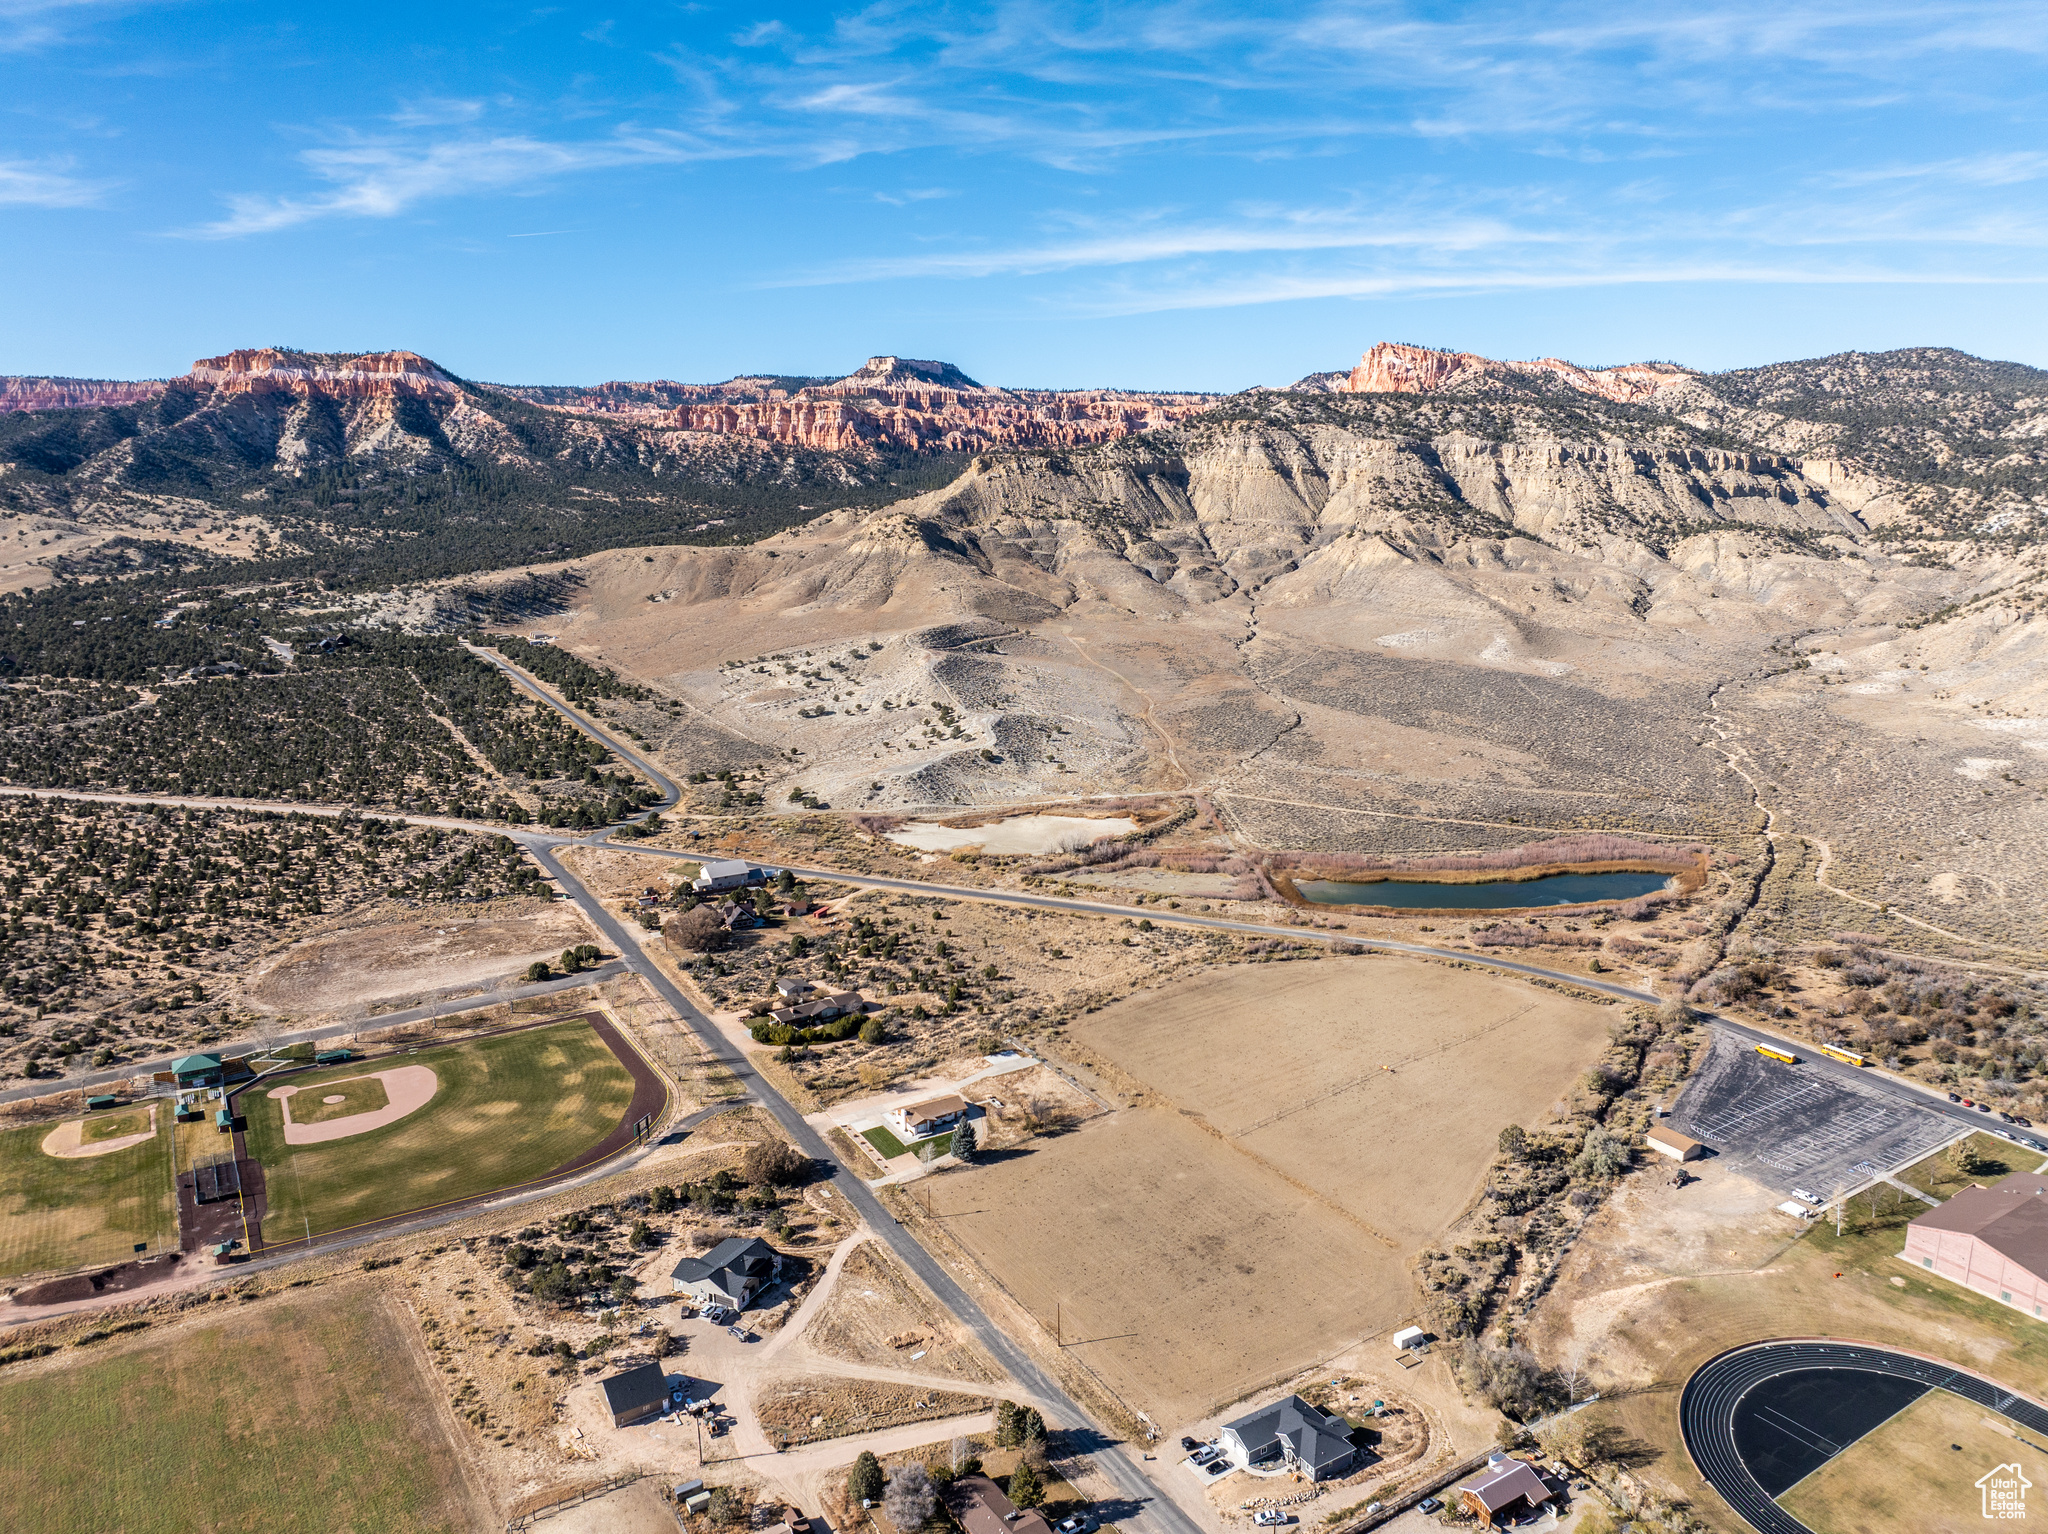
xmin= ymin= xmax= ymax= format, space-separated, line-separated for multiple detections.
xmin=1342 ymin=341 xmax=1693 ymax=403
xmin=0 ymin=376 xmax=165 ymax=413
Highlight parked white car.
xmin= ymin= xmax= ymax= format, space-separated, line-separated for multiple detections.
xmin=1790 ymin=1188 xmax=1824 ymax=1207
xmin=1253 ymin=1513 xmax=1292 ymax=1527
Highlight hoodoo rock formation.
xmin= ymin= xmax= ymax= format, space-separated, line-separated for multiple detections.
xmin=186 ymin=348 xmax=463 ymax=400
xmin=1340 ymin=341 xmax=1695 ymax=404
xmin=0 ymin=376 xmax=164 ymax=413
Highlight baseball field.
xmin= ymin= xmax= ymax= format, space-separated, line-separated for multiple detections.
xmin=243 ymin=1018 xmax=644 ymax=1239
xmin=0 ymin=1110 xmax=177 ymax=1280
xmin=0 ymin=1283 xmax=485 ymax=1532
xmin=936 ymin=955 xmax=1615 ymax=1427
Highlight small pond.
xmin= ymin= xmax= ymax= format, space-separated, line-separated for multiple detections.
xmin=1295 ymin=869 xmax=1676 ymax=909
xmin=885 ymin=814 xmax=1138 ymax=856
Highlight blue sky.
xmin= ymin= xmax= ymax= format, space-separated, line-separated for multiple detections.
xmin=4 ymin=0 xmax=2048 ymax=388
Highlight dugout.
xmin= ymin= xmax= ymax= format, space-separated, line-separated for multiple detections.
xmin=85 ymin=1094 xmax=120 ymax=1111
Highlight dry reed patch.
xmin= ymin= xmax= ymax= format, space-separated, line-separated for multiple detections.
xmin=1070 ymin=957 xmax=1616 ymax=1247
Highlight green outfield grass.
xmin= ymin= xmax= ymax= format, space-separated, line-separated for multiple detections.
xmin=82 ymin=1107 xmax=154 ymax=1144
xmin=244 ymin=1020 xmax=638 ymax=1237
xmin=0 ymin=1285 xmax=481 ymax=1533
xmin=0 ymin=1112 xmax=175 ymax=1279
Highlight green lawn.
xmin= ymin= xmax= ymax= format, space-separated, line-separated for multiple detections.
xmin=289 ymin=1076 xmax=391 ymax=1125
xmin=1780 ymin=1387 xmax=2042 ymax=1534
xmin=0 ymin=1287 xmax=478 ymax=1533
xmin=1900 ymin=1131 xmax=2030 ymax=1198
xmin=0 ymin=1113 xmax=176 ymax=1278
xmin=245 ymin=1020 xmax=638 ymax=1238
xmin=1797 ymin=1184 xmax=2048 ymax=1384
xmin=82 ymin=1107 xmax=155 ymax=1144
xmin=860 ymin=1125 xmax=953 ymax=1161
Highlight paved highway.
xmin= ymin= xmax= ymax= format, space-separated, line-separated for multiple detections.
xmin=1680 ymin=1339 xmax=2048 ymax=1534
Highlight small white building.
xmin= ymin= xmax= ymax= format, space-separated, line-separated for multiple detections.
xmin=1392 ymin=1326 xmax=1427 ymax=1351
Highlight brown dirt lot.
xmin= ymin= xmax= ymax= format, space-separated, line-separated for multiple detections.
xmin=940 ymin=1106 xmax=1403 ymax=1429
xmin=1069 ymin=956 xmax=1619 ymax=1247
xmin=803 ymin=1239 xmax=1001 ymax=1384
xmin=241 ymin=899 xmax=597 ymax=1017
xmin=755 ymin=1375 xmax=992 ymax=1445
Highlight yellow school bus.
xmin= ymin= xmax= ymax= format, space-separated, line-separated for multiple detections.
xmin=1818 ymin=1043 xmax=1869 ymax=1068
xmin=1755 ymin=1043 xmax=1798 ymax=1065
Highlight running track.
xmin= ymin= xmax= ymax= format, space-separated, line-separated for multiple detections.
xmin=1680 ymin=1339 xmax=2048 ymax=1534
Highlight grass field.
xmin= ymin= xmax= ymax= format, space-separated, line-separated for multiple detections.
xmin=82 ymin=1107 xmax=154 ymax=1144
xmin=1779 ymin=1387 xmax=2045 ymax=1534
xmin=0 ymin=1284 xmax=484 ymax=1532
xmin=862 ymin=1125 xmax=910 ymax=1158
xmin=0 ymin=1115 xmax=175 ymax=1279
xmin=861 ymin=1125 xmax=954 ymax=1160
xmin=1901 ymin=1132 xmax=2028 ymax=1198
xmin=244 ymin=1020 xmax=637 ymax=1237
xmin=290 ymin=1076 xmax=391 ymax=1124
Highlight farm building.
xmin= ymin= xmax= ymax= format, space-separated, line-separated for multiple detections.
xmin=1904 ymin=1171 xmax=2048 ymax=1318
xmin=1457 ymin=1459 xmax=1557 ymax=1528
xmin=887 ymin=1094 xmax=967 ymax=1142
xmin=692 ymin=859 xmax=758 ymax=894
xmin=600 ymin=1362 xmax=669 ymax=1428
xmin=1217 ymin=1394 xmax=1360 ymax=1480
xmin=670 ymin=1236 xmax=784 ymax=1310
xmin=1645 ymin=1125 xmax=1704 ymax=1161
xmin=949 ymin=1473 xmax=1053 ymax=1534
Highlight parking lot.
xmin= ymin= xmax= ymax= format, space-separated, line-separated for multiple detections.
xmin=1668 ymin=1031 xmax=1958 ymax=1197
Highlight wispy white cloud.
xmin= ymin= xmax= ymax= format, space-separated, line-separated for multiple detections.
xmin=0 ymin=0 xmax=131 ymax=53
xmin=0 ymin=154 xmax=112 ymax=206
xmin=388 ymin=96 xmax=489 ymax=128
xmin=185 ymin=129 xmax=728 ymax=237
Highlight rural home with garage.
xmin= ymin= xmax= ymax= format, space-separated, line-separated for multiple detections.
xmin=1218 ymin=1394 xmax=1360 ymax=1479
xmin=1457 ymin=1459 xmax=1557 ymax=1528
xmin=1903 ymin=1171 xmax=2048 ymax=1318
xmin=887 ymin=1093 xmax=967 ymax=1142
xmin=671 ymin=1236 xmax=784 ymax=1310
xmin=949 ymin=1473 xmax=1053 ymax=1534
xmin=693 ymin=859 xmax=759 ymax=894
xmin=601 ymin=1362 xmax=669 ymax=1428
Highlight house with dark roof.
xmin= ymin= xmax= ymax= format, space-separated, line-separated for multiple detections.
xmin=1904 ymin=1170 xmax=2048 ymax=1318
xmin=670 ymin=1236 xmax=784 ymax=1310
xmin=1218 ymin=1394 xmax=1360 ymax=1480
xmin=949 ymin=1473 xmax=1054 ymax=1534
xmin=1457 ymin=1459 xmax=1556 ymax=1528
xmin=600 ymin=1361 xmax=669 ymax=1428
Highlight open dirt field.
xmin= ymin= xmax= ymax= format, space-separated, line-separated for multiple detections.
xmin=940 ymin=1106 xmax=1404 ymax=1429
xmin=755 ymin=1374 xmax=993 ymax=1444
xmin=1070 ymin=956 xmax=1618 ymax=1247
xmin=241 ymin=899 xmax=597 ymax=1017
xmin=0 ymin=1281 xmax=487 ymax=1533
xmin=803 ymin=1239 xmax=1002 ymax=1384
xmin=0 ymin=1112 xmax=176 ymax=1281
xmin=244 ymin=1019 xmax=639 ymax=1237
xmin=1778 ymin=1387 xmax=2043 ymax=1534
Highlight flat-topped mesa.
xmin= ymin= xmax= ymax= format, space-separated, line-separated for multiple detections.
xmin=0 ymin=376 xmax=164 ymax=413
xmin=1341 ymin=341 xmax=1695 ymax=404
xmin=183 ymin=348 xmax=463 ymax=399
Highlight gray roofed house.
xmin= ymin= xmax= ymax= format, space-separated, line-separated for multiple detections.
xmin=600 ymin=1361 xmax=669 ymax=1428
xmin=1218 ymin=1394 xmax=1360 ymax=1480
xmin=670 ymin=1236 xmax=784 ymax=1310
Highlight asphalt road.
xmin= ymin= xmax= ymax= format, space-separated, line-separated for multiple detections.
xmin=461 ymin=640 xmax=682 ymax=813
xmin=525 ymin=841 xmax=1209 ymax=1534
xmin=1679 ymin=1340 xmax=2048 ymax=1534
xmin=600 ymin=844 xmax=2024 ymax=1165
